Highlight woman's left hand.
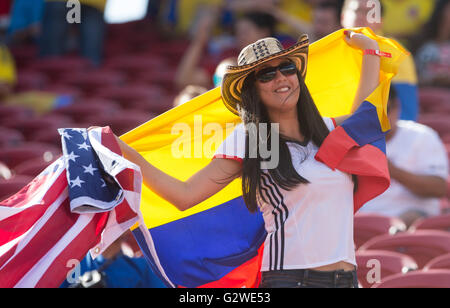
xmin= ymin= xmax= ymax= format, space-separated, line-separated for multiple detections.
xmin=344 ymin=31 xmax=379 ymax=50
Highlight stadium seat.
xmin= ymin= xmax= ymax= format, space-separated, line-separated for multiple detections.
xmin=418 ymin=87 xmax=450 ymax=113
xmin=93 ymin=85 xmax=167 ymax=109
xmin=0 ymin=104 xmax=34 ymax=122
xmin=372 ymin=269 xmax=450 ymax=288
xmin=50 ymin=99 xmax=121 ymax=123
xmin=0 ymin=175 xmax=34 ymax=201
xmin=409 ymin=213 xmax=450 ymax=232
xmin=359 ymin=230 xmax=450 ymax=269
xmin=15 ymin=70 xmax=49 ymax=91
xmin=28 ymin=56 xmax=92 ymax=80
xmin=59 ymin=69 xmax=125 ymax=94
xmin=13 ymin=156 xmax=57 ymax=178
xmin=0 ymin=127 xmax=25 ymax=147
xmin=84 ymin=111 xmax=156 ymax=135
xmin=354 ymin=213 xmax=407 ymax=249
xmin=2 ymin=115 xmax=74 ymax=141
xmin=0 ymin=142 xmax=61 ymax=169
xmin=356 ymin=250 xmax=418 ymax=288
xmin=424 ymin=253 xmax=450 ymax=270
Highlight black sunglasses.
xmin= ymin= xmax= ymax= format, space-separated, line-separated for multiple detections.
xmin=255 ymin=62 xmax=298 ymax=83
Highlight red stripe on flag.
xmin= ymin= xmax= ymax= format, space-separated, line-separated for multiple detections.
xmin=34 ymin=212 xmax=109 ymax=288
xmin=0 ymin=173 xmax=67 ymax=246
xmin=115 ymin=168 xmax=135 ymax=192
xmin=114 ymin=199 xmax=137 ymax=225
xmin=0 ymin=170 xmax=64 ymax=209
xmin=101 ymin=127 xmax=122 ymax=156
xmin=0 ymin=198 xmax=78 ymax=288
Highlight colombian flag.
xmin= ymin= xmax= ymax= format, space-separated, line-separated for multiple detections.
xmin=121 ymin=28 xmax=408 ymax=288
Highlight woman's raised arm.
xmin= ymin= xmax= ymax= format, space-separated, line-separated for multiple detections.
xmin=116 ymin=136 xmax=242 ymax=211
xmin=335 ymin=31 xmax=380 ymax=126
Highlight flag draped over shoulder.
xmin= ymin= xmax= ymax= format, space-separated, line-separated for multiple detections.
xmin=0 ymin=127 xmax=144 ymax=288
xmin=121 ymin=28 xmax=409 ymax=288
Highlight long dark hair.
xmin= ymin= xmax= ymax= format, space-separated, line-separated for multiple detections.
xmin=239 ymin=70 xmax=331 ymax=213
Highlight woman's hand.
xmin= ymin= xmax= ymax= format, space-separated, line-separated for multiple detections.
xmin=344 ymin=31 xmax=379 ymax=50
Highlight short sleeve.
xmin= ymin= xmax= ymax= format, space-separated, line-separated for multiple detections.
xmin=213 ymin=123 xmax=246 ymax=164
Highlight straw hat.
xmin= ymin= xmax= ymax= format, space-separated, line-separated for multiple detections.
xmin=221 ymin=35 xmax=309 ymax=115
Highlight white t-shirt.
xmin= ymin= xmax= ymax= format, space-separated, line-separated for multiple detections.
xmin=214 ymin=118 xmax=357 ymax=271
xmin=359 ymin=120 xmax=449 ymax=217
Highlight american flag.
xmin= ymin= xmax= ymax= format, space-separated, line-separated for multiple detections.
xmin=0 ymin=127 xmax=147 ymax=288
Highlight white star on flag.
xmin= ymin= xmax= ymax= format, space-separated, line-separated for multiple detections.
xmin=70 ymin=176 xmax=85 ymax=188
xmin=61 ymin=131 xmax=72 ymax=140
xmin=83 ymin=164 xmax=98 ymax=176
xmin=66 ymin=151 xmax=80 ymax=163
xmin=77 ymin=142 xmax=91 ymax=151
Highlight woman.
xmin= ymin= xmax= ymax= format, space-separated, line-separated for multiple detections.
xmin=113 ymin=31 xmax=381 ymax=288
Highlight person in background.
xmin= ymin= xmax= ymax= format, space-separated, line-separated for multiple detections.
xmin=173 ymin=85 xmax=208 ymax=107
xmin=359 ymin=87 xmax=448 ymax=227
xmin=61 ymin=231 xmax=166 ymax=288
xmin=39 ymin=0 xmax=107 ymax=66
xmin=0 ymin=44 xmax=73 ymax=113
xmin=252 ymin=0 xmax=342 ymax=42
xmin=174 ymin=7 xmax=276 ymax=91
xmin=381 ymin=0 xmax=436 ymax=45
xmin=414 ymin=0 xmax=450 ymax=88
xmin=341 ymin=0 xmax=419 ymax=122
xmin=6 ymin=0 xmax=45 ymax=46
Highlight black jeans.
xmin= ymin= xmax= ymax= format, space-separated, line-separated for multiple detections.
xmin=259 ymin=269 xmax=359 ymax=288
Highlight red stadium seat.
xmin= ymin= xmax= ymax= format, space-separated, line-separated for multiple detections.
xmin=0 ymin=104 xmax=34 ymax=122
xmin=15 ymin=70 xmax=49 ymax=91
xmin=356 ymin=250 xmax=418 ymax=288
xmin=0 ymin=175 xmax=34 ymax=201
xmin=409 ymin=213 xmax=450 ymax=232
xmin=93 ymin=85 xmax=167 ymax=107
xmin=0 ymin=127 xmax=25 ymax=147
xmin=28 ymin=56 xmax=92 ymax=80
xmin=359 ymin=230 xmax=450 ymax=269
xmin=419 ymin=87 xmax=450 ymax=113
xmin=59 ymin=69 xmax=125 ymax=94
xmin=0 ymin=142 xmax=61 ymax=169
xmin=2 ymin=115 xmax=74 ymax=141
xmin=13 ymin=156 xmax=57 ymax=177
xmin=354 ymin=213 xmax=407 ymax=249
xmin=424 ymin=253 xmax=450 ymax=270
xmin=51 ymin=99 xmax=120 ymax=123
xmin=372 ymin=269 xmax=450 ymax=288
xmin=84 ymin=111 xmax=155 ymax=135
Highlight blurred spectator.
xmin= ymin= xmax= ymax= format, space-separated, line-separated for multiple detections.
xmin=61 ymin=231 xmax=166 ymax=288
xmin=173 ymin=85 xmax=208 ymax=107
xmin=0 ymin=44 xmax=73 ymax=113
xmin=341 ymin=0 xmax=419 ymax=122
xmin=252 ymin=0 xmax=342 ymax=42
xmin=174 ymin=7 xmax=276 ymax=90
xmin=359 ymin=88 xmax=448 ymax=227
xmin=7 ymin=0 xmax=45 ymax=46
xmin=381 ymin=0 xmax=436 ymax=44
xmin=414 ymin=0 xmax=450 ymax=88
xmin=0 ymin=0 xmax=13 ymax=36
xmin=39 ymin=0 xmax=107 ymax=66
xmin=0 ymin=44 xmax=16 ymax=100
